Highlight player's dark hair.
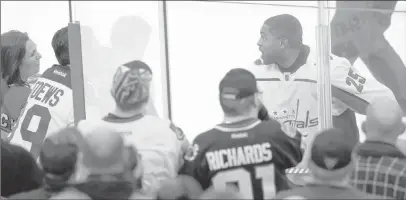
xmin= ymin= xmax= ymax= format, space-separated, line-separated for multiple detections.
xmin=264 ymin=14 xmax=303 ymax=48
xmin=220 ymin=95 xmax=257 ymax=117
xmin=52 ymin=26 xmax=70 ymax=66
xmin=1 ymin=30 xmax=30 ymax=85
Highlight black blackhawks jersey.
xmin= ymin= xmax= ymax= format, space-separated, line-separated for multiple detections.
xmin=180 ymin=118 xmax=302 ymax=199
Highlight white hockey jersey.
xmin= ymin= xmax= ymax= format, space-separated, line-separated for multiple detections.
xmin=76 ymin=113 xmax=189 ymax=192
xmin=245 ymin=46 xmax=396 ymax=151
xmin=10 ymin=65 xmax=74 ymax=158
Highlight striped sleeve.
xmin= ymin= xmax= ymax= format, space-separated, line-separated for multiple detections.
xmin=330 ymin=55 xmax=396 ymax=115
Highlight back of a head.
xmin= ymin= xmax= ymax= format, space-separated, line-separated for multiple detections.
xmin=1 ymin=141 xmax=43 ymax=197
xmin=1 ymin=30 xmax=30 ymax=84
xmin=364 ymin=96 xmax=405 ymax=136
xmin=39 ymin=127 xmax=80 ymax=190
xmin=110 ymin=60 xmax=152 ymax=112
xmin=52 ymin=26 xmax=69 ymax=66
xmin=80 ymin=126 xmax=127 ymax=175
xmin=219 ymin=68 xmax=259 ymax=117
xmin=264 ymin=14 xmax=303 ymax=48
xmin=308 ymin=128 xmax=355 ymax=181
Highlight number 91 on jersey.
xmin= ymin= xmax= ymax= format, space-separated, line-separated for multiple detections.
xmin=211 ymin=163 xmax=276 ymax=199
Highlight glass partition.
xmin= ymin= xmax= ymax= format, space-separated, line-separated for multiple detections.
xmin=328 ymin=1 xmax=406 ymax=141
xmin=71 ymin=1 xmax=166 ymax=119
xmin=0 ymin=1 xmax=70 ymax=74
xmin=166 ymin=1 xmax=319 ymax=140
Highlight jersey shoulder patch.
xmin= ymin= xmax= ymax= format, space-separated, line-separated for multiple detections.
xmin=169 ymin=122 xmax=185 ymax=140
xmin=184 ymin=143 xmax=199 ymax=161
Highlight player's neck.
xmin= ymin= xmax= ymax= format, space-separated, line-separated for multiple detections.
xmin=277 ymin=48 xmax=300 ymax=69
xmin=223 ymin=111 xmax=257 ymax=124
xmin=113 ymin=107 xmax=145 ymax=118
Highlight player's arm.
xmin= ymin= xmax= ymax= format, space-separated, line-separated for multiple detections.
xmin=178 ymin=135 xmax=210 ymax=190
xmin=269 ymin=121 xmax=303 ymax=169
xmin=329 ymin=55 xmax=397 ymax=115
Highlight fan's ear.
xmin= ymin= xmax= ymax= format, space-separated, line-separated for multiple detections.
xmin=280 ymin=37 xmax=288 ymax=48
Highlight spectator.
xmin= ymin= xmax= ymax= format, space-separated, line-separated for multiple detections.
xmin=1 ymin=30 xmax=42 ymax=141
xmin=9 ymin=127 xmax=80 ymax=199
xmin=10 ymin=26 xmax=75 ymax=158
xmin=1 ymin=141 xmax=43 ymax=197
xmin=180 ymin=68 xmax=302 ymax=199
xmin=274 ymin=128 xmax=377 ymax=199
xmin=76 ymin=60 xmax=189 ymax=194
xmin=157 ymin=175 xmax=203 ymax=200
xmin=352 ymin=96 xmax=406 ymax=199
xmin=250 ymin=14 xmax=397 ymax=170
xmin=51 ymin=126 xmax=151 ymax=199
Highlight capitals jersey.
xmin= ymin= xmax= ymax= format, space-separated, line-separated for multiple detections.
xmin=11 ymin=65 xmax=74 ymax=158
xmin=76 ymin=113 xmax=189 ymax=192
xmin=179 ymin=118 xmax=302 ymax=199
xmin=245 ymin=45 xmax=396 ymax=156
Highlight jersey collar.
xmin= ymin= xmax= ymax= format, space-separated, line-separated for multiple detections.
xmin=102 ymin=113 xmax=144 ymax=123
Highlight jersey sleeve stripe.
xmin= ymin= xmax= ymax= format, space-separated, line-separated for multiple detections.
xmin=331 ymin=85 xmax=369 ymax=114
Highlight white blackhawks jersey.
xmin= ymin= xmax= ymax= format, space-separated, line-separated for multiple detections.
xmin=244 ymin=46 xmax=396 ymax=150
xmin=11 ymin=65 xmax=74 ymax=157
xmin=76 ymin=113 xmax=189 ymax=192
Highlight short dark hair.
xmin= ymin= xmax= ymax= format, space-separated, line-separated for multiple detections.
xmin=264 ymin=14 xmax=303 ymax=48
xmin=52 ymin=26 xmax=70 ymax=66
xmin=1 ymin=30 xmax=30 ymax=85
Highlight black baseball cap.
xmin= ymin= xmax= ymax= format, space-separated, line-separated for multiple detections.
xmin=219 ymin=68 xmax=258 ymax=101
xmin=308 ymin=128 xmax=355 ymax=180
